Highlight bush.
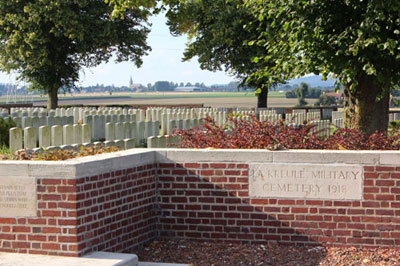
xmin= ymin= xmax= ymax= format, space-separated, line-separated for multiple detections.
xmin=171 ymin=116 xmax=400 ymax=150
xmin=314 ymin=95 xmax=337 ymax=106
xmin=0 ymin=117 xmax=16 ymax=147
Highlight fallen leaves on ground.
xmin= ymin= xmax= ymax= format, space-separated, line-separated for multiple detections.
xmin=137 ymin=240 xmax=400 ymax=265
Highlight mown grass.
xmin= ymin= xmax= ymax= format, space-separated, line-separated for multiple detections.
xmin=0 ymin=144 xmax=13 ymax=159
xmin=0 ymin=91 xmax=286 ymax=103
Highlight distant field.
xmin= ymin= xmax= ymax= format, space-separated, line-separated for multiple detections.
xmin=0 ymin=91 xmax=317 ymax=108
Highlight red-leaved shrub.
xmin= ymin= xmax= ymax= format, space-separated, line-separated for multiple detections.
xmin=171 ymin=116 xmax=400 ymax=150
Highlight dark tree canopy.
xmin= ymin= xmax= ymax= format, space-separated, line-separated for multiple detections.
xmin=0 ymin=0 xmax=152 ymax=109
xmin=165 ymin=0 xmax=284 ymax=108
xmin=246 ymin=0 xmax=400 ymax=133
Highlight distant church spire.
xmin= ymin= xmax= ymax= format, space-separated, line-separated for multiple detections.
xmin=129 ymin=76 xmax=133 ymax=88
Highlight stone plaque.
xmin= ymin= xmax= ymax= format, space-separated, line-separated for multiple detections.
xmin=249 ymin=163 xmax=363 ymax=200
xmin=0 ymin=177 xmax=36 ymax=216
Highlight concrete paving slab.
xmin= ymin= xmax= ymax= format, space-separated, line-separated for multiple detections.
xmin=0 ymin=252 xmax=138 ymax=266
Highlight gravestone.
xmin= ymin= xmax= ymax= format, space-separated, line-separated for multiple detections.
xmin=39 ymin=126 xmax=51 ymax=148
xmin=51 ymin=125 xmax=63 ymax=146
xmin=9 ymin=127 xmax=23 ymax=152
xmin=24 ymin=127 xmax=36 ymax=149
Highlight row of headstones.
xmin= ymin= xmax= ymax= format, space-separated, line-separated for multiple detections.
xmin=84 ymin=109 xmax=257 ymax=141
xmin=389 ymin=113 xmax=400 ymax=122
xmin=104 ymin=118 xmax=202 ymax=144
xmin=142 ymin=107 xmax=277 ymax=122
xmin=6 ymin=106 xmax=329 ymax=138
xmin=0 ymin=111 xmax=9 ymax=119
xmin=285 ymin=120 xmax=331 ymax=138
xmin=10 ymin=107 xmax=137 ymax=124
xmin=105 ymin=121 xmax=160 ymax=147
xmin=285 ymin=110 xmax=330 ymax=137
xmin=83 ymin=114 xmax=139 ymax=141
xmin=310 ymin=120 xmax=331 ymax=138
xmin=259 ymin=114 xmax=282 ymax=123
xmin=332 ymin=111 xmax=344 ymax=121
xmin=0 ymin=114 xmax=75 ymax=131
xmin=19 ymin=115 xmax=74 ymax=129
xmin=332 ymin=111 xmax=400 ymax=126
xmin=147 ymin=135 xmax=180 ymax=148
xmin=286 ymin=112 xmax=321 ymax=125
xmin=333 ymin=119 xmax=344 ymax=129
xmin=8 ymin=106 xmax=277 ymax=125
xmin=9 ymin=124 xmax=91 ymax=152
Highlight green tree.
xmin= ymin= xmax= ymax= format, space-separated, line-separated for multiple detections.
xmin=315 ymin=95 xmax=337 ymax=107
xmin=285 ymin=90 xmax=296 ymax=99
xmin=0 ymin=0 xmax=151 ymax=109
xmin=246 ymin=0 xmax=400 ymax=134
xmin=164 ymin=0 xmax=282 ymax=108
xmin=308 ymin=88 xmax=322 ymax=99
xmin=154 ymin=81 xmax=173 ymax=91
xmin=295 ymin=82 xmax=309 ymax=107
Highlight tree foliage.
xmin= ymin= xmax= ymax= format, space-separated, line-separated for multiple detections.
xmin=295 ymin=82 xmax=309 ymax=107
xmin=314 ymin=95 xmax=337 ymax=107
xmin=246 ymin=0 xmax=400 ymax=133
xmin=164 ymin=0 xmax=283 ymax=107
xmin=0 ymin=0 xmax=152 ymax=109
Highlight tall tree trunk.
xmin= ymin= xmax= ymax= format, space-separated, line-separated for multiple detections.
xmin=47 ymin=88 xmax=58 ymax=110
xmin=257 ymin=87 xmax=268 ymax=108
xmin=344 ymin=75 xmax=389 ymax=134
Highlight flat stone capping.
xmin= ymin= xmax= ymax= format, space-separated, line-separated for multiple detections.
xmin=155 ymin=149 xmax=389 ymax=165
xmin=0 ymin=252 xmax=138 ymax=266
xmin=0 ymin=149 xmax=398 ymax=180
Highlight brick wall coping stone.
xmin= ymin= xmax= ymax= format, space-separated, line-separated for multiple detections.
xmin=1 ymin=148 xmax=399 ymax=179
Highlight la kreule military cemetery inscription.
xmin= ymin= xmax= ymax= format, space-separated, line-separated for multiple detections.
xmin=0 ymin=177 xmax=36 ymax=217
xmin=249 ymin=163 xmax=363 ymax=200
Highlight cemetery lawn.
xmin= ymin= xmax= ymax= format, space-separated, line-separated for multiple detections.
xmin=2 ymin=91 xmax=316 ymax=108
xmin=138 ymin=239 xmax=400 ymax=265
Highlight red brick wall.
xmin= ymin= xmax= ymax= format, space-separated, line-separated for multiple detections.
xmin=158 ymin=163 xmax=400 ymax=248
xmin=1 ymin=159 xmax=400 ymax=257
xmin=0 ymin=163 xmax=158 ymax=256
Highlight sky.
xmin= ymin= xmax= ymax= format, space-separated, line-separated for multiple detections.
xmin=0 ymin=13 xmax=235 ymax=88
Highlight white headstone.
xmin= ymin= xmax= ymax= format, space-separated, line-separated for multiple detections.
xmin=153 ymin=121 xmax=160 ymax=136
xmin=9 ymin=127 xmax=23 ymax=152
xmin=124 ymin=138 xmax=135 ymax=149
xmin=123 ymin=122 xmax=131 ymax=139
xmin=24 ymin=127 xmax=36 ymax=149
xmin=92 ymin=115 xmax=102 ymax=140
xmin=115 ymin=122 xmax=124 ymax=140
xmin=82 ymin=124 xmax=91 ymax=143
xmin=114 ymin=140 xmax=125 ymax=150
xmin=39 ymin=126 xmax=51 ymax=148
xmin=51 ymin=125 xmax=63 ymax=146
xmin=22 ymin=117 xmax=33 ymax=128
xmin=63 ymin=125 xmax=74 ymax=145
xmin=73 ymin=124 xmax=82 ymax=144
xmin=137 ymin=121 xmax=145 ymax=146
xmin=105 ymin=123 xmax=115 ymax=141
xmin=147 ymin=136 xmax=157 ymax=148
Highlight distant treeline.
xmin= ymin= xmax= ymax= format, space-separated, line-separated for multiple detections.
xmin=82 ymin=81 xmax=243 ymax=93
xmin=285 ymin=87 xmax=328 ymax=99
